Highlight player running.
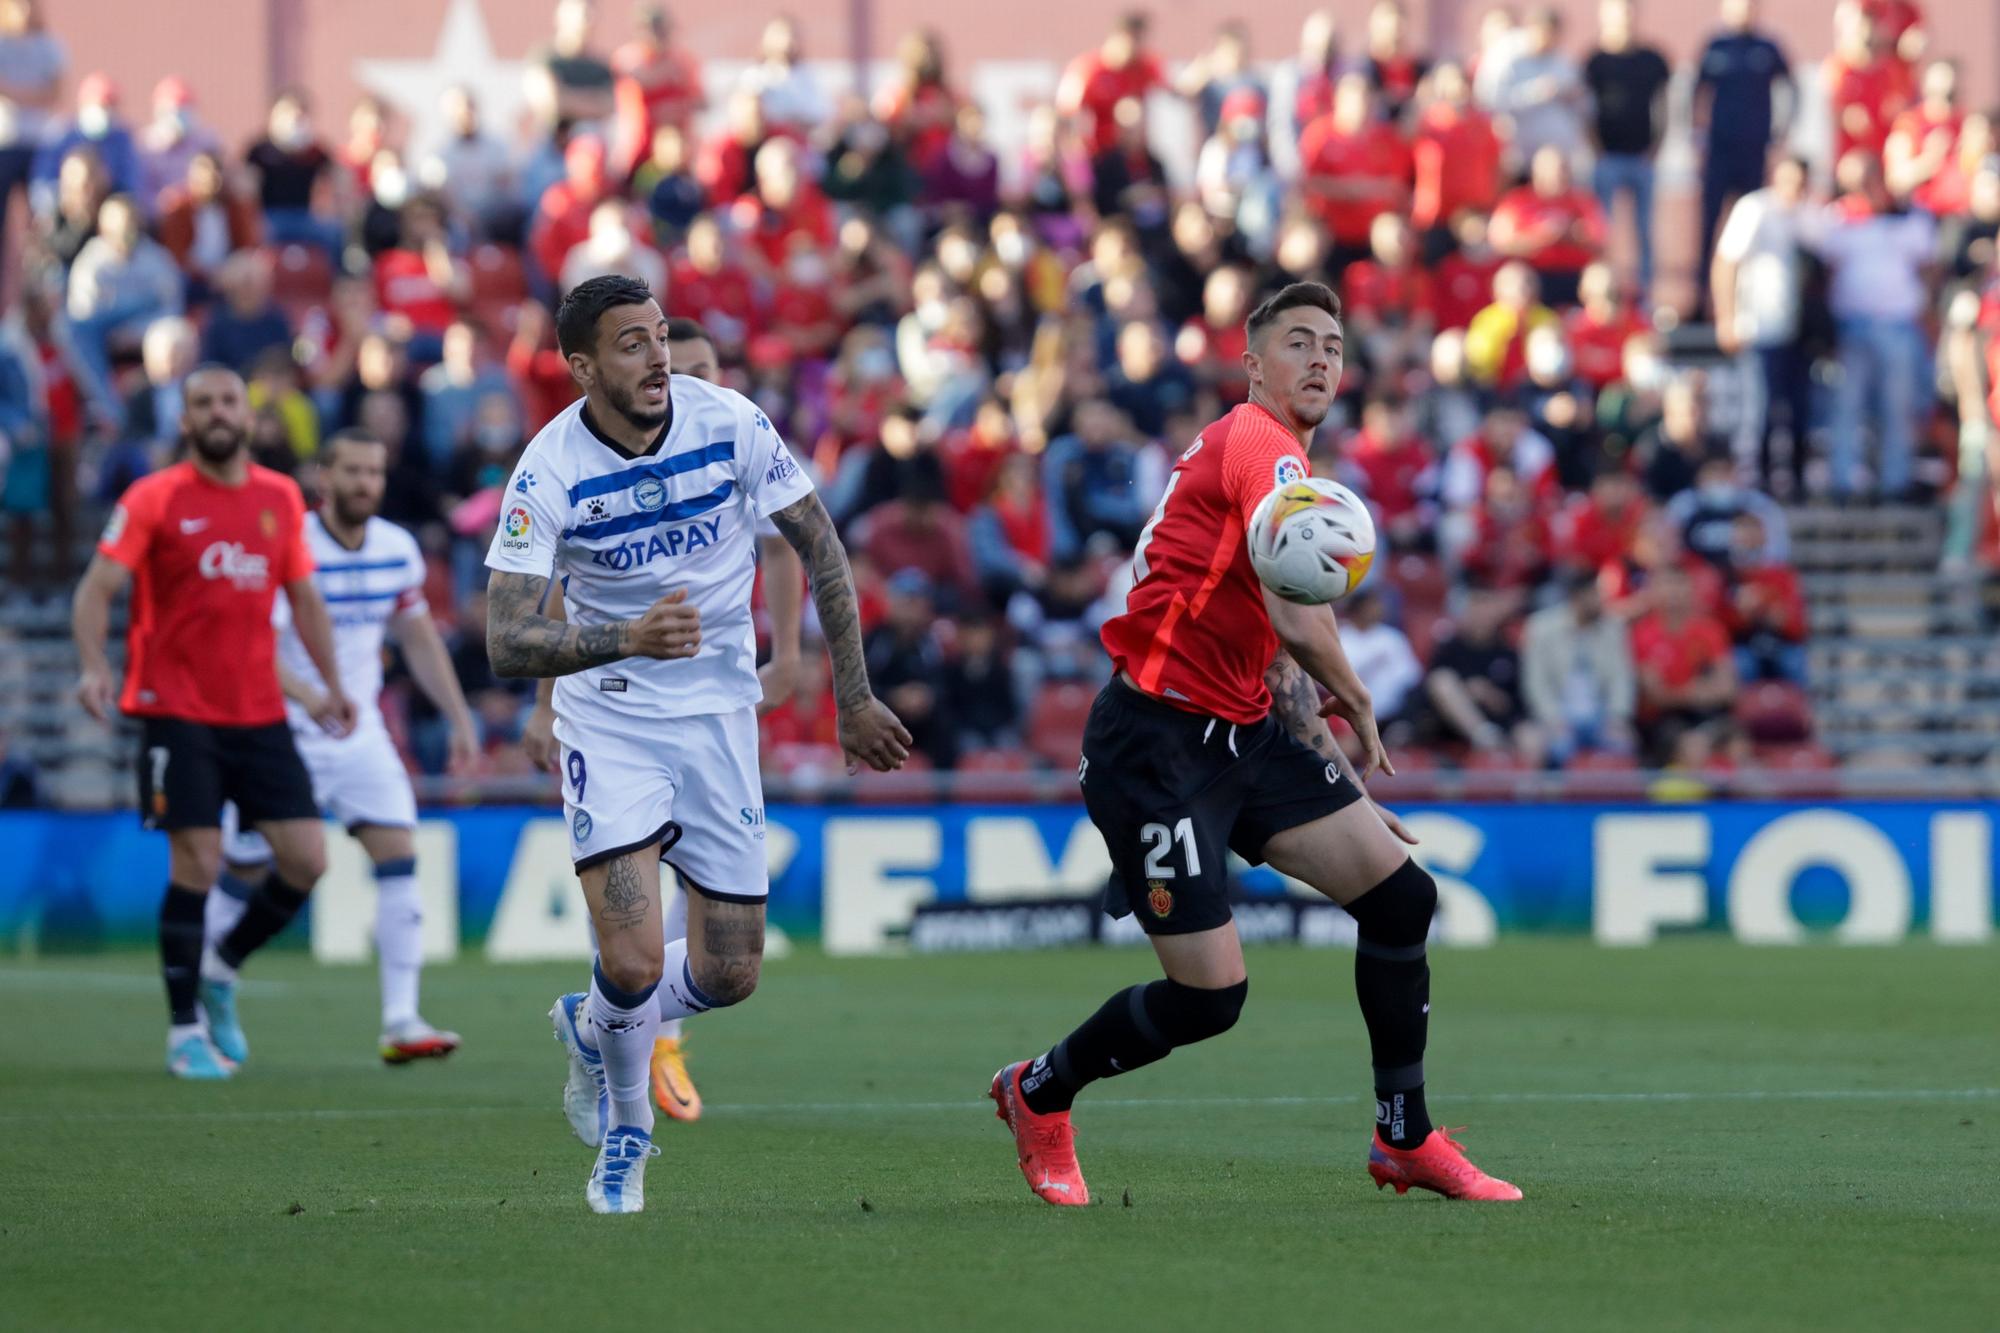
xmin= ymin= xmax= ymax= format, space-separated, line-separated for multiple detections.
xmin=989 ymin=283 xmax=1521 ymax=1203
xmin=71 ymin=365 xmax=356 ymax=1079
xmin=485 ymin=276 xmax=908 ymax=1213
xmin=207 ymin=429 xmax=477 ymax=1066
xmin=521 ymin=317 xmax=804 ymax=1122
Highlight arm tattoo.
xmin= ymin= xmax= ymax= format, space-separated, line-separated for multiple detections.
xmin=597 ymin=854 xmax=650 ymax=932
xmin=486 ymin=571 xmax=629 ymax=679
xmin=769 ymin=493 xmax=873 ymax=709
xmin=1265 ymin=650 xmax=1365 ymax=786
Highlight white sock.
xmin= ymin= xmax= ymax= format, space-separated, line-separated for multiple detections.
xmin=374 ymin=861 xmax=423 ymax=1029
xmin=658 ymin=881 xmax=690 ymax=1035
xmin=200 ymin=944 xmax=238 ymax=985
xmin=203 ymin=873 xmax=252 ymax=948
xmin=586 ymin=962 xmax=659 ymax=1134
xmin=654 ymin=937 xmax=722 ymax=1023
xmin=168 ymin=1021 xmax=206 ymax=1048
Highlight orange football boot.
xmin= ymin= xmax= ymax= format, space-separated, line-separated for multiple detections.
xmin=1368 ymin=1127 xmax=1523 ymax=1201
xmin=989 ymin=1061 xmax=1090 ymax=1206
xmin=650 ymin=1036 xmax=702 ymax=1121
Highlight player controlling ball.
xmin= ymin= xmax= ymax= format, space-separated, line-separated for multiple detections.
xmin=989 ymin=281 xmax=1521 ymax=1203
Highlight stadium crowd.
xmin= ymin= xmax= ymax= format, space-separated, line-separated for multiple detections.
xmin=0 ymin=0 xmax=1993 ymax=793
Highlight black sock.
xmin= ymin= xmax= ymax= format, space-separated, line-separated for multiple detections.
xmin=1347 ymin=859 xmax=1437 ymax=1149
xmin=217 ymin=871 xmax=311 ymax=970
xmin=1020 ymin=978 xmax=1248 ymax=1115
xmin=159 ymin=885 xmax=207 ymax=1025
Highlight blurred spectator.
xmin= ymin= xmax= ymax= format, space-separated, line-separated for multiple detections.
xmin=875 ymin=28 xmax=960 ymax=173
xmin=1345 ymin=393 xmax=1435 ymax=549
xmin=245 ymin=88 xmax=344 ymax=260
xmin=736 ymin=15 xmax=828 ymax=140
xmin=1460 ymin=464 xmax=1556 ymax=591
xmin=375 ymin=195 xmax=470 ymax=351
xmin=443 ymin=391 xmax=523 ymax=512
xmin=1722 ymin=511 xmax=1807 ymax=682
xmin=1344 ymin=213 xmax=1434 ymax=381
xmin=1018 ymin=104 xmax=1092 ymax=246
xmin=1630 ymin=561 xmax=1738 ymax=760
xmin=865 ymin=569 xmax=958 ymax=767
xmin=559 ymin=198 xmax=665 ymax=295
xmin=1490 ymin=146 xmax=1606 ymax=307
xmin=0 ymin=0 xmax=65 ymax=258
xmin=1693 ymin=0 xmax=1794 ymax=286
xmin=1564 ymin=261 xmax=1649 ymax=393
xmin=736 ymin=137 xmax=835 ymax=273
xmin=1410 ymin=62 xmax=1502 ymax=245
xmin=1637 ymin=374 xmax=1724 ymax=502
xmin=1914 ymin=109 xmax=1991 ymax=226
xmin=1465 ymin=261 xmax=1557 ymax=389
xmin=1417 ymin=582 xmax=1540 ymax=760
xmin=155 ymin=152 xmax=261 ymax=299
xmin=1430 ymin=213 xmax=1504 ymax=333
xmin=942 ymin=615 xmax=1022 ymax=752
xmin=823 ymin=103 xmax=920 ymax=224
xmin=529 ymin=135 xmax=612 ymax=291
xmin=919 ymin=103 xmax=999 ymax=226
xmin=1522 ymin=325 xmax=1598 ymax=488
xmin=119 ymin=314 xmax=196 ymax=451
xmin=830 ymin=400 xmax=937 ymax=524
xmin=667 ymin=213 xmax=757 ymax=354
xmin=1105 ymin=320 xmax=1194 ymax=440
xmin=1884 ymin=58 xmax=1961 ymax=204
xmin=1058 ymin=12 xmax=1165 ymax=157
xmin=1298 ymin=74 xmax=1410 ymax=274
xmin=200 ymin=249 xmax=291 ymax=372
xmin=1175 ymin=265 xmax=1252 ymax=405
xmin=1360 ymin=0 xmax=1427 ymax=122
xmin=334 ymin=94 xmax=392 ymax=198
xmin=611 ymin=3 xmax=705 ymax=178
xmin=246 ymin=344 xmax=317 ymax=465
xmin=5 ymin=276 xmax=96 ymax=584
xmin=1553 ymin=462 xmax=1650 ymax=574
xmin=526 ymin=0 xmax=615 ymax=129
xmin=1808 ymin=149 xmax=1934 ymax=500
xmin=1665 ymin=451 xmax=1789 ymax=567
xmin=1522 ymin=570 xmax=1636 ymax=761
xmin=1194 ymin=88 xmax=1281 ymax=255
xmin=634 ymin=124 xmax=704 ymax=237
xmin=42 ymin=145 xmax=106 ymax=269
xmin=135 ymin=76 xmax=219 ymax=214
xmin=1824 ymin=5 xmax=1907 ymax=165
xmin=0 ymin=730 xmax=39 ymax=806
xmin=1045 ymin=398 xmax=1150 ymax=558
xmin=1337 ymin=587 xmax=1423 ymax=727
xmin=969 ymin=451 xmax=1050 ymax=604
xmin=32 ymin=70 xmax=137 ymax=207
xmin=1712 ymin=153 xmax=1814 ymax=505
xmin=1444 ymin=398 xmax=1556 ymax=510
xmin=1415 ymin=328 xmax=1481 ymax=453
xmin=1177 ymin=20 xmax=1259 ymax=138
xmin=1285 ymin=9 xmax=1342 ymax=140
xmin=420 ymin=319 xmax=514 ymax=465
xmin=1584 ymin=0 xmax=1671 ymax=297
xmin=422 ymin=86 xmax=517 ymax=242
xmin=503 ymin=298 xmax=578 ymax=433
xmin=1485 ymin=7 xmax=1588 ymax=169
xmin=698 ymin=88 xmax=764 ymax=207
xmin=65 ymin=193 xmax=181 ymax=390
xmin=1091 ymin=99 xmax=1171 ymax=235
xmin=939 ymin=394 xmax=1018 ymax=511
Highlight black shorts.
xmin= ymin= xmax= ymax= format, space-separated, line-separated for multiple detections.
xmin=135 ymin=717 xmax=319 ymax=833
xmin=1079 ymin=678 xmax=1364 ymax=936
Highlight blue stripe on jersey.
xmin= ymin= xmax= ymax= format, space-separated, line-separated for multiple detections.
xmin=564 ymin=480 xmax=736 ymax=541
xmin=565 ymin=441 xmax=736 ymax=504
xmin=321 ymin=589 xmax=403 ymax=604
xmin=316 ymin=558 xmax=409 ymax=573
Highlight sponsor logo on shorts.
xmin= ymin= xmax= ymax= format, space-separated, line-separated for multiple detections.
xmin=1325 ymin=762 xmax=1341 ymax=784
xmin=739 ymin=806 xmax=765 ymax=827
xmin=572 ymin=810 xmax=593 ymax=841
xmin=634 ymin=477 xmax=666 ymax=512
xmin=1274 ymin=455 xmax=1307 ymax=488
xmin=599 ymin=677 xmax=628 ymax=692
xmin=1147 ymin=880 xmax=1173 ymax=917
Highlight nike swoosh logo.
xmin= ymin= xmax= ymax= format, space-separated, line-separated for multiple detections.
xmin=180 ymin=518 xmax=209 ymax=534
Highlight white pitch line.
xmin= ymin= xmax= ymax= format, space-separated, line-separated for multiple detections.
xmin=0 ymin=1087 xmax=1994 ymax=1127
xmin=0 ymin=969 xmax=291 ymax=995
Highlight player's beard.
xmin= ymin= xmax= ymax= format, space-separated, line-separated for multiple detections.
xmin=186 ymin=421 xmax=248 ymax=465
xmin=329 ymin=490 xmax=379 ymax=529
xmin=603 ymin=377 xmax=670 ymax=433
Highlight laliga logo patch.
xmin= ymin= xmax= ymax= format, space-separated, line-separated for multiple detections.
xmin=503 ymin=506 xmax=532 ymax=538
xmin=1274 ymin=455 xmax=1307 ymax=487
xmin=572 ymin=810 xmax=594 ymax=841
xmin=634 ymin=477 xmax=666 ymax=512
xmin=1147 ymin=881 xmax=1174 ymax=917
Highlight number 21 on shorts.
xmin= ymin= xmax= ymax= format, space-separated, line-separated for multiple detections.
xmin=1140 ymin=817 xmax=1201 ymax=879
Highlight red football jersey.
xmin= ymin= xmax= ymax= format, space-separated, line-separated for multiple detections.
xmin=1101 ymin=402 xmax=1309 ymax=725
xmin=98 ymin=461 xmax=313 ymax=726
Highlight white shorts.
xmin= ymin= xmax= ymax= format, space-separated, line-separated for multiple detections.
xmin=222 ymin=726 xmax=418 ymax=865
xmin=555 ymin=706 xmax=769 ymax=903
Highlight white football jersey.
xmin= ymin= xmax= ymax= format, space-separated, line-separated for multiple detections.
xmin=484 ymin=376 xmax=814 ymax=726
xmin=274 ymin=512 xmax=427 ymax=735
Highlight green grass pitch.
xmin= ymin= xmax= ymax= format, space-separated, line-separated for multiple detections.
xmin=0 ymin=940 xmax=1993 ymax=1331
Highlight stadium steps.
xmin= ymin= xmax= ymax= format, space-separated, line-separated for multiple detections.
xmin=1786 ymin=503 xmax=2000 ymax=767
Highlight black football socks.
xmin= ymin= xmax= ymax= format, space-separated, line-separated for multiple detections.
xmin=1020 ymin=978 xmax=1249 ymax=1116
xmin=159 ymin=884 xmax=207 ymax=1024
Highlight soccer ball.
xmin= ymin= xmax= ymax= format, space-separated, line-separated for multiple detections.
xmin=1247 ymin=479 xmax=1377 ymax=605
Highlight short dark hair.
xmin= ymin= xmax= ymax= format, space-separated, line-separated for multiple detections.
xmin=321 ymin=428 xmax=385 ymax=463
xmin=555 ymin=274 xmax=658 ymax=358
xmin=664 ymin=317 xmax=714 ymax=347
xmin=1244 ymin=281 xmax=1343 ymax=348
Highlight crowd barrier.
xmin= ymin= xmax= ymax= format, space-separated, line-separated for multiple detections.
xmin=0 ymin=802 xmax=1991 ymax=957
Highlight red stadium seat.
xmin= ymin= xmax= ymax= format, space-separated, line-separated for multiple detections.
xmin=958 ymin=747 xmax=1030 ymax=772
xmin=1754 ymin=742 xmax=1840 ymax=798
xmin=852 ymin=751 xmax=934 ymax=805
xmin=1560 ymin=749 xmax=1645 ymax=800
xmin=1027 ymin=682 xmax=1097 ymax=769
xmin=1735 ymin=682 xmax=1813 ymax=743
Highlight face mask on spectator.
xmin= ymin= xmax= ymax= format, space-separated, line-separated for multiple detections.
xmin=276 ymin=119 xmax=310 ymax=150
xmin=476 ymin=421 xmax=517 ymax=452
xmin=787 ymin=253 xmax=828 ymax=286
xmin=855 ymin=345 xmax=896 ymax=381
xmin=374 ymin=167 xmax=410 ymax=210
xmin=79 ymin=105 xmax=111 ymax=137
xmin=994 ymin=232 xmax=1029 ymax=267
